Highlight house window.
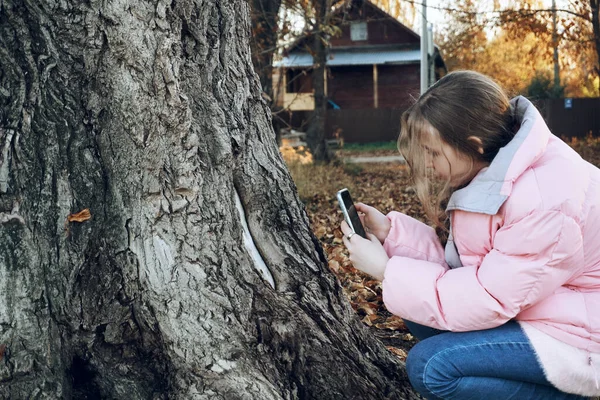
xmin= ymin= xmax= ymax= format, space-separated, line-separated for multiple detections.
xmin=286 ymin=69 xmax=313 ymax=93
xmin=350 ymin=22 xmax=368 ymax=41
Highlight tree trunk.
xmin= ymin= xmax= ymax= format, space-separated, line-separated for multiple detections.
xmin=306 ymin=1 xmax=333 ymax=163
xmin=250 ymin=0 xmax=281 ymax=102
xmin=591 ymin=0 xmax=600 ymax=76
xmin=250 ymin=0 xmax=285 ymax=144
xmin=0 ymin=0 xmax=417 ymax=398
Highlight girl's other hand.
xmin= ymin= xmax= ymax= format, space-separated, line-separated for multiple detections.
xmin=340 ymin=221 xmax=389 ymax=281
xmin=355 ymin=203 xmax=391 ymax=244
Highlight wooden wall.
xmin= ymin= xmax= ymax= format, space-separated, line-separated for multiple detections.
xmin=331 ymin=19 xmax=419 ymax=48
xmin=329 ymin=2 xmax=419 ymax=48
xmin=328 ymin=66 xmax=374 ymax=109
xmin=327 ymin=64 xmax=419 ymax=110
xmin=377 ymin=64 xmax=420 ymax=109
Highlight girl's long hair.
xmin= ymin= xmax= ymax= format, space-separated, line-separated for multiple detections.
xmin=398 ymin=71 xmax=518 ymax=237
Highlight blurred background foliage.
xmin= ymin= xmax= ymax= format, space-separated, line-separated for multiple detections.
xmin=251 ymin=0 xmax=599 ymax=103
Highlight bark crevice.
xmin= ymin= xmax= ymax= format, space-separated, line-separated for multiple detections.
xmin=233 ymin=185 xmax=276 ymax=288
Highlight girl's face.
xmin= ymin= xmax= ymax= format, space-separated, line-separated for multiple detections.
xmin=421 ymin=129 xmax=485 ymax=187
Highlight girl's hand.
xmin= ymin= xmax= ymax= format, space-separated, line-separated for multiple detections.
xmin=355 ymin=203 xmax=391 ymax=244
xmin=341 ymin=221 xmax=389 ymax=281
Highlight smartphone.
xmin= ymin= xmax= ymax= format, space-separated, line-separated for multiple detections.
xmin=336 ymin=188 xmax=367 ymax=239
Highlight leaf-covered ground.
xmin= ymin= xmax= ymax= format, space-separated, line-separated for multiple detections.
xmin=300 ymin=162 xmax=422 ymax=359
xmin=286 ymin=137 xmax=600 ymax=361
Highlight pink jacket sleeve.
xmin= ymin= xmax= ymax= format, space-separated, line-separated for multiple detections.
xmin=382 ymin=210 xmax=584 ymax=331
xmin=383 ymin=211 xmax=448 ymax=268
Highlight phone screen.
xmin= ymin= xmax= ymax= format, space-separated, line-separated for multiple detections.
xmin=337 ymin=189 xmax=367 ymax=238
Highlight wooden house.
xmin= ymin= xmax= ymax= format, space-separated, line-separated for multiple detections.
xmin=272 ymin=0 xmax=447 ymax=142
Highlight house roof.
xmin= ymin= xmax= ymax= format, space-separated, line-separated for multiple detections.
xmin=283 ymin=0 xmax=421 ymax=55
xmin=274 ymin=48 xmax=421 ymax=68
xmin=276 ymin=0 xmax=446 ymax=72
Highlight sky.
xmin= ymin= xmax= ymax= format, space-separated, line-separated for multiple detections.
xmin=423 ymin=0 xmax=444 ymax=27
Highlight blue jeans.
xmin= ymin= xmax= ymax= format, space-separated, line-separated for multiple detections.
xmin=403 ymin=320 xmax=589 ymax=400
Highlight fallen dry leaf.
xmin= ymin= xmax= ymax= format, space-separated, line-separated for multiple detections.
xmin=375 ymin=316 xmax=407 ymax=331
xmin=67 ymin=209 xmax=91 ymax=223
xmin=361 ymin=314 xmax=379 ymax=326
xmin=386 ymin=346 xmax=408 ymax=361
xmin=357 ymin=302 xmax=379 ymax=316
xmin=314 ymin=226 xmax=327 ymax=238
xmin=328 ymin=260 xmax=341 ymax=274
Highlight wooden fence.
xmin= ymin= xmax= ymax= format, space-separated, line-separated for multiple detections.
xmin=325 ymin=108 xmax=404 ymax=143
xmin=537 ymin=98 xmax=600 ymax=139
xmin=279 ymin=97 xmax=600 ymax=144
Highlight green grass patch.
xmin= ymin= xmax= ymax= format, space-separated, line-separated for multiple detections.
xmin=341 ymin=141 xmax=398 ymax=152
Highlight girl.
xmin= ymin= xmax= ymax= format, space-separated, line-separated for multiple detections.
xmin=340 ymin=71 xmax=600 ymax=399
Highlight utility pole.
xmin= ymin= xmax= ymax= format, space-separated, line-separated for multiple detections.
xmin=420 ymin=0 xmax=428 ymax=94
xmin=428 ymin=23 xmax=435 ymax=86
xmin=552 ymin=0 xmax=560 ymax=88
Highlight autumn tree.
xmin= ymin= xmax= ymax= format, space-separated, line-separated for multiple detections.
xmin=0 ymin=0 xmax=420 ymax=398
xmin=437 ymin=0 xmax=600 ymax=96
xmin=475 ymin=30 xmax=555 ymax=95
xmin=558 ymin=0 xmax=599 ymax=95
xmin=436 ymin=0 xmax=554 ymax=94
xmin=592 ymin=0 xmax=600 ymax=72
xmin=299 ymin=0 xmax=334 ymax=162
xmin=525 ymin=71 xmax=566 ymax=99
xmin=369 ymin=0 xmax=416 ymax=39
xmin=249 ymin=0 xmax=302 ymax=103
xmin=250 ymin=0 xmax=283 ymax=103
xmin=249 ymin=0 xmax=338 ymax=161
xmin=496 ymin=0 xmax=599 ymax=95
xmin=435 ymin=0 xmax=488 ymax=72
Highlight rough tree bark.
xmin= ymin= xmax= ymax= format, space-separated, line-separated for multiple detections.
xmin=0 ymin=0 xmax=418 ymax=398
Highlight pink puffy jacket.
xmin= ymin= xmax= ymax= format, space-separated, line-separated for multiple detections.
xmin=382 ymin=96 xmax=600 ymax=357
